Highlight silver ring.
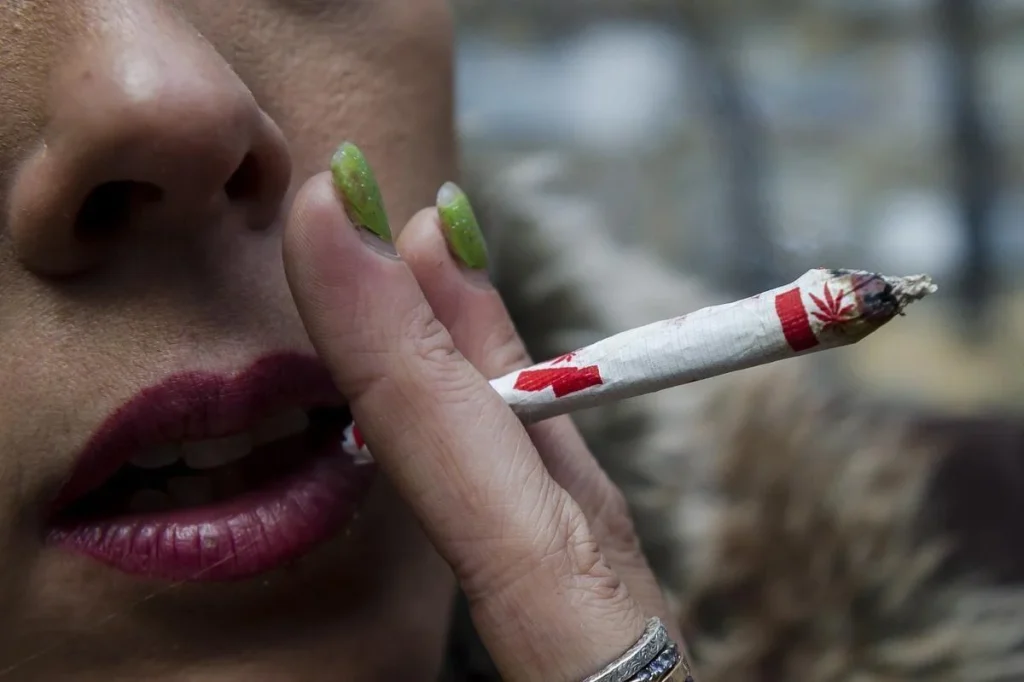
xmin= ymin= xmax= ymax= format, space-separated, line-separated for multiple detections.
xmin=581 ymin=617 xmax=670 ymax=682
xmin=627 ymin=643 xmax=682 ymax=682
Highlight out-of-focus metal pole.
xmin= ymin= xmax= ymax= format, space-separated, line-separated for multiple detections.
xmin=938 ymin=0 xmax=997 ymax=340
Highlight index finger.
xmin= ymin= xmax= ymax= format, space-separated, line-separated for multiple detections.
xmin=282 ymin=145 xmax=646 ymax=681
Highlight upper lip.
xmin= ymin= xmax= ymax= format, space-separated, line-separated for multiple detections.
xmin=50 ymin=353 xmax=343 ymax=514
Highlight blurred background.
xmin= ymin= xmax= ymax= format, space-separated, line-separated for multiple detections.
xmin=452 ymin=0 xmax=1024 ymax=413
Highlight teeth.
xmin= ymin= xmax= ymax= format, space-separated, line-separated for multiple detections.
xmin=127 ymin=407 xmax=311 ymax=473
xmin=128 ymin=489 xmax=172 ymax=514
xmin=251 ymin=409 xmax=310 ymax=446
xmin=130 ymin=445 xmax=181 ymax=469
xmin=182 ymin=433 xmax=253 ymax=470
xmin=168 ymin=476 xmax=215 ymax=508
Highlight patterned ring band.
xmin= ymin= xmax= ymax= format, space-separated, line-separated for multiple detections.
xmin=654 ymin=656 xmax=696 ymax=682
xmin=580 ymin=618 xmax=670 ymax=682
xmin=626 ymin=644 xmax=685 ymax=682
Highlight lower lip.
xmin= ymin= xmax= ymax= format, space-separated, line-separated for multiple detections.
xmin=47 ymin=440 xmax=376 ymax=582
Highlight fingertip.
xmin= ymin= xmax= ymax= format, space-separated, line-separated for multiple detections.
xmin=399 ymin=201 xmax=492 ymax=288
xmin=397 ymin=205 xmax=486 ymax=328
xmin=397 ymin=198 xmax=528 ymax=380
xmin=397 ymin=205 xmax=472 ymax=300
xmin=283 ymin=171 xmax=349 ymax=276
xmin=286 ymin=169 xmax=401 ymax=303
xmin=396 ymin=206 xmax=447 ymax=269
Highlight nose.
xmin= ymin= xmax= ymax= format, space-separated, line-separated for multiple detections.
xmin=7 ymin=8 xmax=292 ymax=276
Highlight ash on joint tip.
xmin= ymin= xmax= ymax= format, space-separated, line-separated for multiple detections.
xmin=828 ymin=269 xmax=936 ymax=323
xmin=886 ymin=274 xmax=939 ymax=302
xmin=882 ymin=274 xmax=938 ymax=317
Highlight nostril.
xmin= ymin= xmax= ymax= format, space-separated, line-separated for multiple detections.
xmin=75 ymin=181 xmax=163 ymax=241
xmin=224 ymin=153 xmax=262 ymax=202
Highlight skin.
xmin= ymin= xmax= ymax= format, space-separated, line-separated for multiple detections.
xmin=0 ymin=1 xmax=679 ymax=680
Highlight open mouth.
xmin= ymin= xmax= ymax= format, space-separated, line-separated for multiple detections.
xmin=58 ymin=407 xmax=348 ymax=518
xmin=47 ymin=355 xmax=376 ymax=583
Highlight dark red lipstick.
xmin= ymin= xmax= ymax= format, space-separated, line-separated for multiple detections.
xmin=47 ymin=353 xmax=375 ymax=582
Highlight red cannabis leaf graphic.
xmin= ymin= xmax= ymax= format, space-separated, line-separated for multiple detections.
xmin=809 ymin=284 xmax=855 ymax=330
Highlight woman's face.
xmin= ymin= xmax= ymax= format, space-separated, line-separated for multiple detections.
xmin=0 ymin=1 xmax=457 ymax=679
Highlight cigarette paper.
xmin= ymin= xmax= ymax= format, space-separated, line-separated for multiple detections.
xmin=342 ymin=268 xmax=936 ymax=462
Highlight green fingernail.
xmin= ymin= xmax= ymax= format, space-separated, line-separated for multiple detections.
xmin=436 ymin=182 xmax=488 ymax=270
xmin=330 ymin=142 xmax=392 ymax=243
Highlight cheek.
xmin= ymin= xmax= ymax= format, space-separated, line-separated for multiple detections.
xmin=286 ymin=51 xmax=456 ymax=229
xmin=196 ymin=1 xmax=457 ymax=228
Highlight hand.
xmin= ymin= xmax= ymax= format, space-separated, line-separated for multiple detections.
xmin=283 ymin=145 xmax=689 ymax=682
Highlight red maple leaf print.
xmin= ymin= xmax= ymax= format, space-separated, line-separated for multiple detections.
xmin=550 ymin=351 xmax=577 ymax=365
xmin=808 ymin=284 xmax=855 ymax=330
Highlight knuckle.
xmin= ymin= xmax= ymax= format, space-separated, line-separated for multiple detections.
xmin=345 ymin=302 xmax=472 ymax=405
xmin=457 ymin=490 xmax=634 ymax=616
xmin=400 ymin=301 xmax=458 ymax=365
xmin=480 ymin=320 xmax=532 ymax=373
xmin=558 ymin=506 xmax=631 ymax=607
xmin=397 ymin=302 xmax=481 ymax=400
xmin=593 ymin=483 xmax=642 ymax=550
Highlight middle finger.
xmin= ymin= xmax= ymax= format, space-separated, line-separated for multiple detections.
xmin=395 ymin=185 xmax=672 ymax=623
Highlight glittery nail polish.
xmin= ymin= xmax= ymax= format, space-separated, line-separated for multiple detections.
xmin=436 ymin=181 xmax=488 ymax=271
xmin=330 ymin=142 xmax=392 ymax=244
